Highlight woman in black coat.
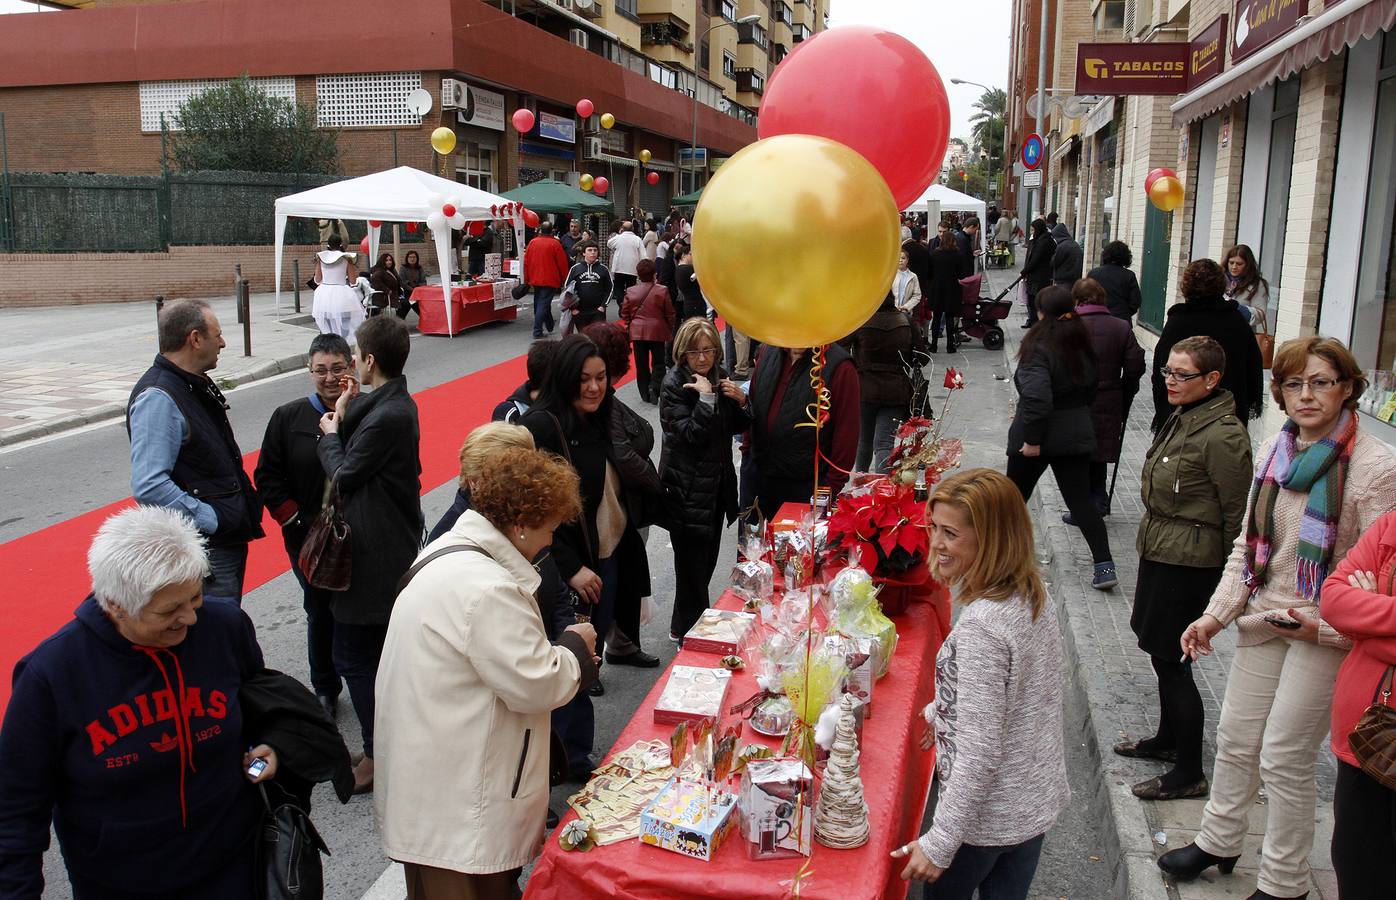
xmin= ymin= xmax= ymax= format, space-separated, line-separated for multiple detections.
xmin=366 ymin=252 xmax=400 ymax=316
xmin=1086 ymin=240 xmax=1143 ymax=321
xmin=927 ymin=229 xmax=963 ymax=353
xmin=316 ymin=316 xmax=423 ymax=793
xmin=1020 ymin=218 xmax=1054 ymax=327
xmin=1149 ymin=259 xmax=1264 ymax=432
xmin=1007 ymin=286 xmax=1117 ymax=591
xmin=847 ymin=292 xmax=915 ymax=472
xmin=659 ymin=318 xmax=752 ymax=639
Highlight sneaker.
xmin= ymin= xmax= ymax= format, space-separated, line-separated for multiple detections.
xmin=1092 ymin=561 xmax=1118 ymax=591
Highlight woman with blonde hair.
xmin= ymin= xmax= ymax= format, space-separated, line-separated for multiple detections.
xmin=892 ymin=468 xmax=1069 ymax=898
xmin=375 ymin=449 xmax=597 ymax=899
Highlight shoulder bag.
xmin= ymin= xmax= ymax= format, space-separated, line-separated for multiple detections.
xmin=1255 ymin=325 xmax=1274 ymax=370
xmin=297 ymin=481 xmax=352 ymax=591
xmin=1349 ymin=665 xmax=1396 ymax=790
xmin=255 ymin=781 xmax=329 ymax=900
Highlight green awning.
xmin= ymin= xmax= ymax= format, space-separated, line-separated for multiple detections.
xmin=499 ymin=179 xmax=613 ymax=213
xmin=670 ymin=188 xmax=703 ymax=207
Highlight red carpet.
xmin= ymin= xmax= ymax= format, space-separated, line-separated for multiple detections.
xmin=0 ymin=354 xmax=527 ymax=711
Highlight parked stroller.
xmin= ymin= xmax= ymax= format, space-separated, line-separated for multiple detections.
xmin=955 ymin=273 xmax=1021 ymax=351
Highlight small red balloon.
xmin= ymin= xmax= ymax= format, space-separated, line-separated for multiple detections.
xmin=368 ymin=220 xmax=382 ymax=228
xmin=442 ymin=203 xmax=457 ymax=218
xmin=406 ymin=222 xmax=419 ymax=233
xmin=1144 ymin=167 xmax=1177 ymax=194
xmin=593 ymin=176 xmax=609 ymax=195
xmin=524 ymin=208 xmax=541 ymax=228
xmin=467 ymin=220 xmax=486 ymax=236
xmin=576 ymin=98 xmax=594 ymax=119
xmin=359 ymin=236 xmax=370 ymax=255
xmin=647 ymin=171 xmax=660 ymax=186
xmin=512 ymin=108 xmax=536 ymax=133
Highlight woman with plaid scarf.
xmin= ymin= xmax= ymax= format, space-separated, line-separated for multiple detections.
xmin=1158 ymin=337 xmax=1396 ymax=900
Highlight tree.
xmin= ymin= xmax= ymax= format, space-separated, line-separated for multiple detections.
xmin=165 ymin=76 xmax=338 ymax=174
xmin=969 ymin=87 xmax=1006 ymax=165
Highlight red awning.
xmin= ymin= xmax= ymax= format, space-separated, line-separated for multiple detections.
xmin=1171 ymin=0 xmax=1396 ymax=126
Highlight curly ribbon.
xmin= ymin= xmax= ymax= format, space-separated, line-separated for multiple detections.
xmin=793 ymin=345 xmax=852 ymax=484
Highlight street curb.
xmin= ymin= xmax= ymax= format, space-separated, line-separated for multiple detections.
xmin=0 ymin=351 xmax=308 ymax=448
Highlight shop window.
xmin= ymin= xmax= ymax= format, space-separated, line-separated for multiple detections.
xmin=1354 ymin=38 xmax=1396 ymax=419
xmin=316 ymin=72 xmax=425 ymax=128
xmin=455 ymin=141 xmax=496 ymax=192
xmin=1258 ymin=75 xmax=1300 ymax=289
xmin=139 ymin=77 xmax=296 ymax=132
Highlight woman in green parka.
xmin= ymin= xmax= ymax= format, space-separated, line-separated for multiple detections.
xmin=1115 ymin=336 xmax=1253 ymax=801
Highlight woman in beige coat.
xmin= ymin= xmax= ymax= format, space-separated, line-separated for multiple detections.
xmin=374 ymin=449 xmax=597 ymax=900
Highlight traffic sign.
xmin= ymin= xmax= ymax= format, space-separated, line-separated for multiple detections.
xmin=1023 ymin=170 xmax=1043 ymax=188
xmin=1021 ymin=133 xmax=1045 ymax=170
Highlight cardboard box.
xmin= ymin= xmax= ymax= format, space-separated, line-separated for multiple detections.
xmin=639 ymin=777 xmax=738 ymax=861
xmin=682 ymin=609 xmax=756 ymax=656
xmin=738 ymin=757 xmax=813 ymax=859
xmin=653 ymin=666 xmax=732 ymax=726
xmin=823 ymin=633 xmax=875 ymax=714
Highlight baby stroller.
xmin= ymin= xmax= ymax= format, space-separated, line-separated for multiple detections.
xmin=956 ymin=273 xmax=1020 ymax=351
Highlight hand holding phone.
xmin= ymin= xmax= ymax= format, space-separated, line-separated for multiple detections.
xmin=1263 ymin=613 xmax=1302 ymax=630
xmin=246 ymin=758 xmax=269 ymax=779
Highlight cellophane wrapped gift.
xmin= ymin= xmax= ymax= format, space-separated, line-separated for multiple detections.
xmin=731 ymin=559 xmax=774 ymax=606
xmin=822 ymin=632 xmax=875 ymax=714
xmin=834 ymin=578 xmax=897 ymax=679
xmin=683 ymin=609 xmax=757 ymax=656
xmin=739 ymin=757 xmax=814 ymax=859
xmin=654 ymin=667 xmax=733 ymax=726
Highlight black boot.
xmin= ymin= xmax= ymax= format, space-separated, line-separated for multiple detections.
xmin=1157 ymin=842 xmax=1239 ymax=881
xmin=929 ymin=336 xmax=939 ymax=353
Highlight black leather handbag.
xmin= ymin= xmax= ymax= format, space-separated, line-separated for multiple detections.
xmin=256 ymin=782 xmax=329 ymax=900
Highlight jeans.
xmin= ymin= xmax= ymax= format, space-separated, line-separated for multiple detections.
xmin=671 ymin=521 xmax=723 ymax=638
xmin=1332 ymin=761 xmax=1396 ymax=900
xmin=332 ymin=621 xmax=389 ymax=758
xmin=856 ymin=402 xmax=901 ymax=473
xmin=632 ymin=340 xmax=666 ymax=401
xmin=1005 ymin=452 xmax=1112 ymax=564
xmin=532 ymin=286 xmax=557 ymax=337
xmin=924 ymin=833 xmax=1045 ymax=900
xmin=204 ymin=543 xmax=248 ymax=606
xmin=288 ymin=554 xmax=342 ymax=698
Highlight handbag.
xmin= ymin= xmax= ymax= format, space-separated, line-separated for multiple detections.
xmin=1349 ymin=665 xmax=1396 ymax=790
xmin=297 ymin=481 xmax=352 ymax=591
xmin=1256 ymin=331 xmax=1275 ymax=370
xmin=255 ymin=782 xmax=329 ymax=900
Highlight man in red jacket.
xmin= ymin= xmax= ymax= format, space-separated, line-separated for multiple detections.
xmin=524 ymin=222 xmax=571 ymax=338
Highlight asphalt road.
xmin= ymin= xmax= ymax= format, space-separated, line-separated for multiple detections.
xmin=8 ymin=299 xmax=1110 ymax=899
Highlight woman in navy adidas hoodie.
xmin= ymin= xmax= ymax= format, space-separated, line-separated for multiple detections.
xmin=0 ymin=506 xmax=275 ymax=899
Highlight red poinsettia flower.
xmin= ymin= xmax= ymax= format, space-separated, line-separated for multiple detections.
xmin=943 ymin=367 xmax=965 ymax=390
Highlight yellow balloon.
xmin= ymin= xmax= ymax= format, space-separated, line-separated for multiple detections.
xmin=600 ymin=113 xmax=616 ymax=130
xmin=639 ymin=148 xmax=652 ymax=164
xmin=693 ymin=134 xmax=899 ymax=348
xmin=579 ymin=173 xmax=594 ymax=191
xmin=1149 ymin=175 xmax=1185 ymax=212
xmin=430 ymin=126 xmax=457 ymax=155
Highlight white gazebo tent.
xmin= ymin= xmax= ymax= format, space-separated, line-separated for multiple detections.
xmin=274 ymin=166 xmax=521 ymax=334
xmin=905 ymin=184 xmax=989 ymax=257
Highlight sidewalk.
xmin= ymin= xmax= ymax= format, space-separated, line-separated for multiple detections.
xmin=983 ymin=267 xmax=1338 ymax=899
xmin=0 ymin=293 xmax=318 ymax=446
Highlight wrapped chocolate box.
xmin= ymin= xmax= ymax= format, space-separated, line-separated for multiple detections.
xmin=730 ymin=558 xmax=774 ymax=605
xmin=653 ymin=666 xmax=733 ymax=726
xmin=640 ymin=776 xmax=738 ymax=862
xmin=682 ymin=609 xmax=757 ymax=656
xmin=738 ymin=757 xmax=814 ymax=859
xmin=822 ymin=632 xmax=875 ymax=714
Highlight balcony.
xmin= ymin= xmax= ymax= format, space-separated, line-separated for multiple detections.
xmin=770 ymin=41 xmax=788 ymax=64
xmin=737 ymin=21 xmax=769 ymax=50
xmin=791 ymin=23 xmax=810 ymax=42
xmin=772 ymin=0 xmax=792 ymax=25
xmin=640 ymin=19 xmax=693 ymax=51
xmin=735 ymin=66 xmax=765 ymax=95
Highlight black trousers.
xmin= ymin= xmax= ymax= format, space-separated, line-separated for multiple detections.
xmin=922 ymin=834 xmax=1045 ymax=900
xmin=632 ymin=339 xmax=666 ymax=401
xmin=611 ymin=273 xmax=637 ymax=305
xmin=1148 ymin=655 xmax=1206 ymax=783
xmin=1005 ymin=452 xmax=1112 ymax=564
xmin=332 ymin=621 xmax=389 ymax=758
xmin=671 ymin=521 xmax=724 ymax=638
xmin=1332 ymin=761 xmax=1396 ymax=900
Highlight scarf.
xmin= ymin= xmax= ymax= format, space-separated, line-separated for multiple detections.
xmin=1244 ymin=409 xmax=1357 ymax=599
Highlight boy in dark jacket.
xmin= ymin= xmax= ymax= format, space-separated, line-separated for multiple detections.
xmin=563 ymin=242 xmax=612 ymax=330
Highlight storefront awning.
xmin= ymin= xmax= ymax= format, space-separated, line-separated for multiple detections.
xmin=1171 ymin=0 xmax=1396 ymax=126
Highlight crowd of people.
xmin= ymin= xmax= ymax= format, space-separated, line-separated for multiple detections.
xmin=0 ymin=202 xmax=1392 ymax=900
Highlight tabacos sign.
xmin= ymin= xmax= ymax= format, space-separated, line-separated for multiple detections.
xmin=1076 ymin=42 xmax=1190 ymax=95
xmin=1190 ymin=14 xmax=1229 ymax=89
xmin=1232 ymin=0 xmax=1305 ymax=62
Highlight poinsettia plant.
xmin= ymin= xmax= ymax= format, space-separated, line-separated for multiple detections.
xmin=885 ymin=366 xmax=965 ymax=489
xmin=826 ymin=478 xmax=929 ymax=577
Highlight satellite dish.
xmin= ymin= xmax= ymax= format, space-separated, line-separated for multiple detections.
xmin=406 ymin=88 xmax=433 ymax=117
xmin=1061 ymin=96 xmax=1091 ymax=118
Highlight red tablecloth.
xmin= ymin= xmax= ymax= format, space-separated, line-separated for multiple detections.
xmin=416 ymin=283 xmax=518 ymax=335
xmin=525 ymin=582 xmax=951 ymax=900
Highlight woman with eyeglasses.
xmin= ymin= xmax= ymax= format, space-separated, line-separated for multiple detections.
xmin=1150 ymin=259 xmax=1263 ymax=433
xmin=397 ymin=250 xmax=427 ymax=320
xmin=658 ymin=318 xmax=751 ymax=641
xmin=1115 ymin=336 xmax=1252 ymax=803
xmin=1159 ymin=337 xmax=1396 ymax=900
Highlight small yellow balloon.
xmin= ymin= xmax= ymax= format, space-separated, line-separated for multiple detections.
xmin=579 ymin=173 xmax=594 ymax=191
xmin=639 ymin=148 xmax=652 ymax=164
xmin=430 ymin=126 xmax=457 ymax=155
xmin=1149 ymin=175 xmax=1185 ymax=212
xmin=693 ymin=134 xmax=900 ymax=348
xmin=600 ymin=113 xmax=616 ymax=130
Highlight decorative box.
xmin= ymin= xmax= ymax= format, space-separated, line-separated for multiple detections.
xmin=738 ymin=757 xmax=814 ymax=859
xmin=683 ymin=610 xmax=757 ymax=656
xmin=731 ymin=559 xmax=774 ymax=604
xmin=823 ymin=633 xmax=875 ymax=714
xmin=653 ymin=666 xmax=733 ymax=726
xmin=639 ymin=776 xmax=738 ymax=862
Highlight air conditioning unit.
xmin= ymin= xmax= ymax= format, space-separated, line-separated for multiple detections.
xmin=584 ymin=137 xmax=604 ymax=160
xmin=441 ymin=78 xmax=465 ymax=110
xmin=574 ymin=0 xmax=603 ymax=17
xmin=553 ymin=0 xmax=574 ymax=10
xmin=569 ymin=28 xmax=590 ymax=50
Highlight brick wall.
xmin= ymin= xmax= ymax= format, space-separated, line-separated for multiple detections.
xmin=0 ymin=83 xmax=163 ymax=175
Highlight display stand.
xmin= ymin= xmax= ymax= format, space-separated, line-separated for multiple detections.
xmin=415 ymin=281 xmax=519 ymax=335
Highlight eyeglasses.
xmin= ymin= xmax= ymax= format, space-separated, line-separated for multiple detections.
xmin=1279 ymin=377 xmax=1344 ymax=395
xmin=311 ymin=366 xmax=350 ymax=379
xmin=685 ymin=348 xmax=718 ymax=359
xmin=1159 ymin=367 xmax=1205 ymax=383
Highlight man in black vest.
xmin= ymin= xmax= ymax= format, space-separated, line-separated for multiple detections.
xmin=127 ymin=300 xmax=263 ymax=605
xmin=745 ymin=344 xmax=860 ymax=521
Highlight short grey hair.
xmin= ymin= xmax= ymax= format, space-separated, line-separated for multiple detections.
xmin=158 ymin=300 xmax=212 ymax=354
xmin=88 ymin=506 xmax=209 ymax=617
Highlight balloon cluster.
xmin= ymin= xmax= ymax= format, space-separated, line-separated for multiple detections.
xmin=427 ymin=194 xmax=467 ymax=234
xmin=1145 ymin=167 xmax=1185 ymax=212
xmin=695 ymin=26 xmax=950 ymax=348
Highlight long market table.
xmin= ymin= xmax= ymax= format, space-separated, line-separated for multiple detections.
xmin=525 ymin=581 xmax=952 ymax=900
xmin=415 ymin=281 xmax=518 ymax=335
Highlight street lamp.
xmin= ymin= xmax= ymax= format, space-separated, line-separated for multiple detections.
xmin=690 ymin=13 xmax=761 ymax=196
xmin=949 ymin=78 xmax=1001 ymax=205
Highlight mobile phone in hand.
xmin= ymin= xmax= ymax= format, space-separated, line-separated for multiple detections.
xmin=1263 ymin=614 xmax=1301 ymax=630
xmin=247 ymin=757 xmax=269 ymax=779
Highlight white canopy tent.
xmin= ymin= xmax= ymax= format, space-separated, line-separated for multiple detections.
xmin=905 ymin=183 xmax=989 ymax=256
xmin=273 ymin=167 xmax=521 ymax=334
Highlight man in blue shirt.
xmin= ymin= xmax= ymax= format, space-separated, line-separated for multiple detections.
xmin=126 ymin=300 xmax=263 ymax=605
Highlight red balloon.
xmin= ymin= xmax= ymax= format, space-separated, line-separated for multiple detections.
xmin=442 ymin=203 xmax=457 ymax=218
xmin=405 ymin=222 xmax=419 ymax=233
xmin=512 ymin=108 xmax=536 ymax=133
xmin=524 ymin=208 xmax=541 ymax=228
xmin=576 ymin=98 xmax=594 ymax=119
xmin=758 ymin=26 xmax=950 ymax=209
xmin=368 ymin=219 xmax=382 ymax=228
xmin=593 ymin=176 xmax=609 ymax=195
xmin=359 ymin=236 xmax=370 ymax=255
xmin=647 ymin=171 xmax=660 ymax=186
xmin=1144 ymin=167 xmax=1177 ymax=194
xmin=467 ymin=220 xmax=486 ymax=235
